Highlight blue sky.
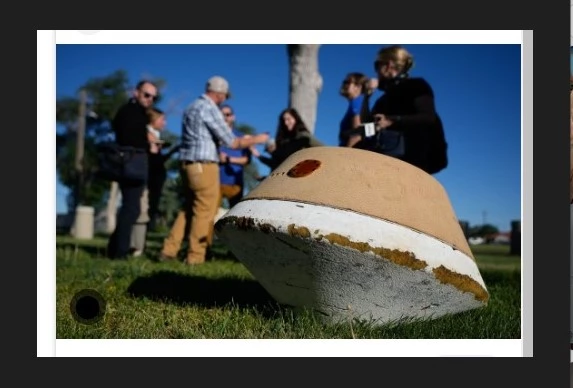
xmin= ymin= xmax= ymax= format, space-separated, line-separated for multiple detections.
xmin=56 ymin=44 xmax=521 ymax=230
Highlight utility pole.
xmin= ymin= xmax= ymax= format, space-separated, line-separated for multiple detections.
xmin=74 ymin=89 xmax=87 ymax=208
xmin=70 ymin=89 xmax=95 ymax=239
xmin=482 ymin=210 xmax=487 ymax=225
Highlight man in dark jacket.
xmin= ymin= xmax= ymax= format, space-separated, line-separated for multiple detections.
xmin=106 ymin=80 xmax=157 ymax=259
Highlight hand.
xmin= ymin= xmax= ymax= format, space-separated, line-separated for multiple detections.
xmin=347 ymin=134 xmax=362 ymax=148
xmin=265 ymin=142 xmax=276 ymax=153
xmin=256 ymin=132 xmax=270 ymax=144
xmin=249 ymin=146 xmax=261 ymax=157
xmin=367 ymin=78 xmax=378 ymax=93
xmin=374 ymin=114 xmax=393 ymax=130
xmin=147 ymin=132 xmax=160 ymax=144
xmin=219 ymin=152 xmax=229 ymax=164
xmin=150 ymin=143 xmax=160 ymax=154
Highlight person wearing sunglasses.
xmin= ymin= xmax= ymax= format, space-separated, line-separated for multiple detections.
xmin=106 ymin=80 xmax=159 ymax=260
xmin=362 ymin=45 xmax=448 ymax=175
xmin=217 ymin=105 xmax=252 ymax=209
xmin=338 ymin=72 xmax=378 ymax=148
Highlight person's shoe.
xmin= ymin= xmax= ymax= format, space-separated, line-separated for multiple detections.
xmin=157 ymin=253 xmax=177 ymax=262
xmin=132 ymin=250 xmax=143 ymax=258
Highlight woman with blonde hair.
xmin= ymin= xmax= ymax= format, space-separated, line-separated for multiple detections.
xmin=361 ymin=45 xmax=448 ymax=175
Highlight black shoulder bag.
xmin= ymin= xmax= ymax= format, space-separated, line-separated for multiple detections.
xmin=355 ymin=92 xmax=406 ymax=158
xmin=97 ymin=142 xmax=148 ymax=183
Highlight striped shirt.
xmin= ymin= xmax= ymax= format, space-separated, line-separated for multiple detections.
xmin=179 ymin=94 xmax=236 ymax=162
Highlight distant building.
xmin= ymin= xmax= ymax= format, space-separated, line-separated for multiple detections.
xmin=492 ymin=232 xmax=511 ymax=244
xmin=483 ymin=231 xmax=511 ymax=244
xmin=468 ymin=236 xmax=485 ymax=245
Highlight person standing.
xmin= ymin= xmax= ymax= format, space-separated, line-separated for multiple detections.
xmin=158 ymin=76 xmax=269 ymax=265
xmin=366 ymin=45 xmax=448 ymax=175
xmin=145 ymin=107 xmax=180 ymax=231
xmin=130 ymin=107 xmax=180 ymax=256
xmin=106 ymin=80 xmax=158 ymax=260
xmin=218 ymin=104 xmax=251 ymax=208
xmin=338 ymin=72 xmax=378 ymax=148
xmin=256 ymin=108 xmax=323 ymax=172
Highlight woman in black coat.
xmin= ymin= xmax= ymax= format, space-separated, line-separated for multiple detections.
xmin=356 ymin=45 xmax=448 ymax=175
xmin=257 ymin=108 xmax=323 ymax=172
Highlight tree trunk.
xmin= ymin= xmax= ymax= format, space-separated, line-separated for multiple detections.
xmin=287 ymin=45 xmax=323 ymax=134
xmin=106 ymin=181 xmax=119 ymax=233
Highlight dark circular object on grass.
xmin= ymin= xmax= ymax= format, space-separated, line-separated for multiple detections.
xmin=70 ymin=289 xmax=106 ymax=325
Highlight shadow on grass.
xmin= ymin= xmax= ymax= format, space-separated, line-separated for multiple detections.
xmin=56 ymin=238 xmax=238 ymax=262
xmin=127 ymin=270 xmax=279 ymax=315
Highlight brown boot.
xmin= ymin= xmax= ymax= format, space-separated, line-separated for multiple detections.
xmin=157 ymin=252 xmax=177 ymax=262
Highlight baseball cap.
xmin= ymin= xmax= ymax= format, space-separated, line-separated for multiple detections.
xmin=206 ymin=76 xmax=231 ymax=98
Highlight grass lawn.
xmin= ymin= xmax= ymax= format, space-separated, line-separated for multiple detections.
xmin=56 ymin=233 xmax=521 ymax=339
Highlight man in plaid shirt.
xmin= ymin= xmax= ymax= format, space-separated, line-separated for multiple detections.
xmin=159 ymin=76 xmax=269 ymax=265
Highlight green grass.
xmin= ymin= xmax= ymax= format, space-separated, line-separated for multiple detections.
xmin=56 ymin=234 xmax=521 ymax=339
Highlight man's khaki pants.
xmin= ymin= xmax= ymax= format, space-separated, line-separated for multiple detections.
xmin=161 ymin=162 xmax=220 ymax=264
